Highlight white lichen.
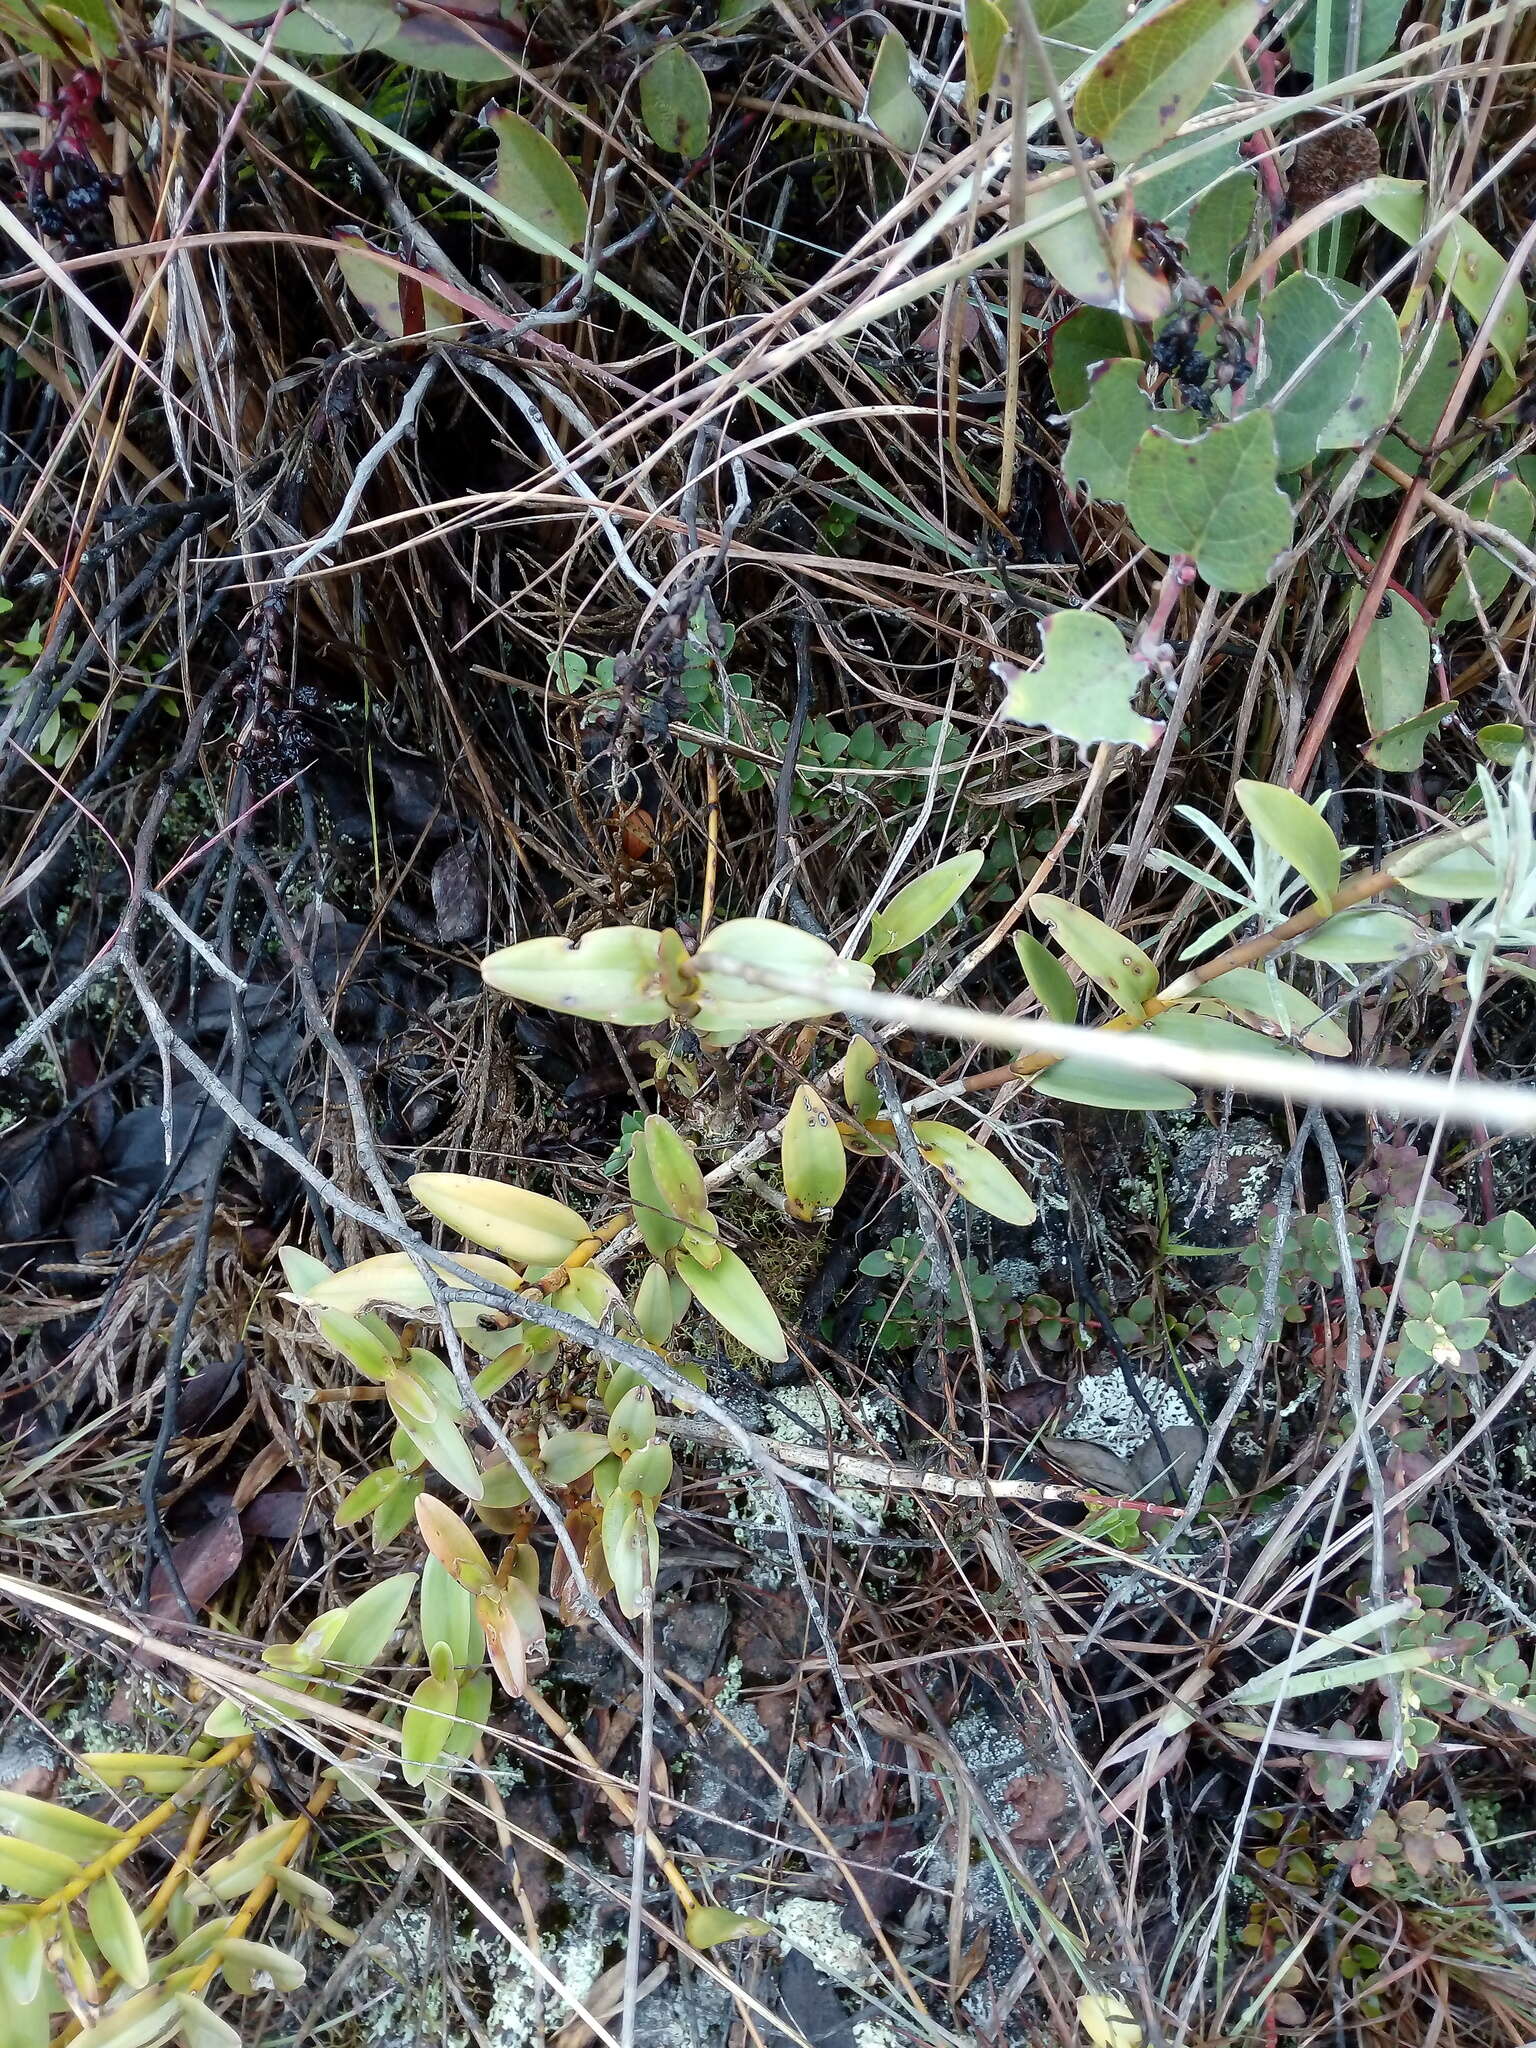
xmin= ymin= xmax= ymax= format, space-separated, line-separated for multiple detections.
xmin=1058 ymin=1369 xmax=1196 ymax=1462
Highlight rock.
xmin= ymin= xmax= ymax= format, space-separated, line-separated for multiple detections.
xmin=1166 ymin=1115 xmax=1285 ymax=1277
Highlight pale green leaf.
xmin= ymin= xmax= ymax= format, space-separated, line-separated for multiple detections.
xmin=420 ymin=1554 xmax=485 ymax=1670
xmin=864 ymin=850 xmax=984 ymax=962
xmin=213 ymin=1937 xmax=307 ymax=1995
xmin=1032 ymin=895 xmax=1159 ymax=1017
xmin=1396 ymin=849 xmax=1501 ymax=899
xmin=1074 ymin=0 xmax=1257 ymax=163
xmin=1230 ymin=1643 xmax=1446 ymax=1707
xmin=864 ymin=31 xmax=925 ymax=151
xmin=1364 ymin=179 xmax=1527 ymax=382
xmin=320 ymin=1573 xmax=415 ymax=1673
xmin=910 ymin=1122 xmax=1037 ymax=1225
xmin=87 ymin=1875 xmax=150 ymax=1990
xmin=0 ymin=1789 xmax=123 ymax=1859
xmin=1235 ymin=779 xmax=1341 ymax=903
xmin=541 ymin=1429 xmax=613 ymax=1486
xmin=685 ymin=1905 xmax=774 ymax=1948
xmin=601 ymin=1496 xmax=657 ymax=1620
xmin=1023 ymin=181 xmax=1172 ymax=320
xmin=677 ymin=1244 xmax=788 ymax=1362
xmin=639 ymin=43 xmax=712 ymax=158
xmin=1125 ymin=409 xmax=1294 ymax=592
xmin=486 ymin=108 xmax=588 ymax=254
xmin=1147 ymin=1008 xmax=1311 ymax=1066
xmin=1197 ymin=968 xmax=1350 ymax=1055
xmin=998 ymin=608 xmax=1158 ymax=750
xmin=1015 ymin=933 xmax=1078 ymax=1023
xmin=385 ymin=1370 xmax=484 ymax=1502
xmin=171 ymin=1994 xmax=242 ymax=2048
xmin=0 ymin=1922 xmax=44 ymax=2004
xmin=402 ymin=1672 xmax=460 ymax=1783
xmin=1031 ymin=1056 xmax=1195 ymax=1110
xmin=71 ymin=1988 xmax=180 ymax=2048
xmin=624 ymin=1442 xmax=673 ymax=1497
xmin=481 ymin=924 xmax=665 ymax=1025
xmin=781 ymin=1083 xmax=847 ymax=1220
xmin=1295 ymin=909 xmax=1419 ymax=964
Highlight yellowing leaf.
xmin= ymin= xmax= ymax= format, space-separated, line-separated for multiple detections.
xmin=998 ymin=609 xmax=1159 ymax=751
xmin=482 ymin=924 xmax=666 ymax=1024
xmin=303 ymin=1250 xmax=525 ymax=1317
xmin=1364 ymin=179 xmax=1528 ymax=383
xmin=1074 ymin=0 xmax=1256 ymax=163
xmin=486 ymin=108 xmax=588 ymax=254
xmin=640 ymin=42 xmax=712 ymax=157
xmin=1235 ymin=780 xmax=1341 ymax=904
xmin=1078 ymin=1991 xmax=1143 ymax=2048
xmin=863 ymin=850 xmax=984 ymax=962
xmin=415 ymin=1496 xmax=496 ymax=1590
xmin=781 ymin=1083 xmax=848 ymax=1221
xmin=409 ymin=1172 xmax=590 ymax=1267
xmin=0 ymin=1788 xmax=122 ymax=1858
xmin=0 ymin=1833 xmax=82 ymax=1896
xmin=1032 ymin=894 xmax=1159 ymax=1017
xmin=864 ymin=30 xmax=925 ymax=151
xmin=910 ymin=1122 xmax=1037 ymax=1225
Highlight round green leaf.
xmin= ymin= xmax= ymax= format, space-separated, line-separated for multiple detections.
xmin=486 ymin=108 xmax=588 ymax=254
xmin=1074 ymin=0 xmax=1257 ymax=163
xmin=541 ymin=1429 xmax=613 ymax=1486
xmin=998 ymin=609 xmax=1158 ymax=751
xmin=1125 ymin=410 xmax=1294 ymax=593
xmin=864 ymin=30 xmax=925 ymax=151
xmin=640 ymin=43 xmax=712 ymax=157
